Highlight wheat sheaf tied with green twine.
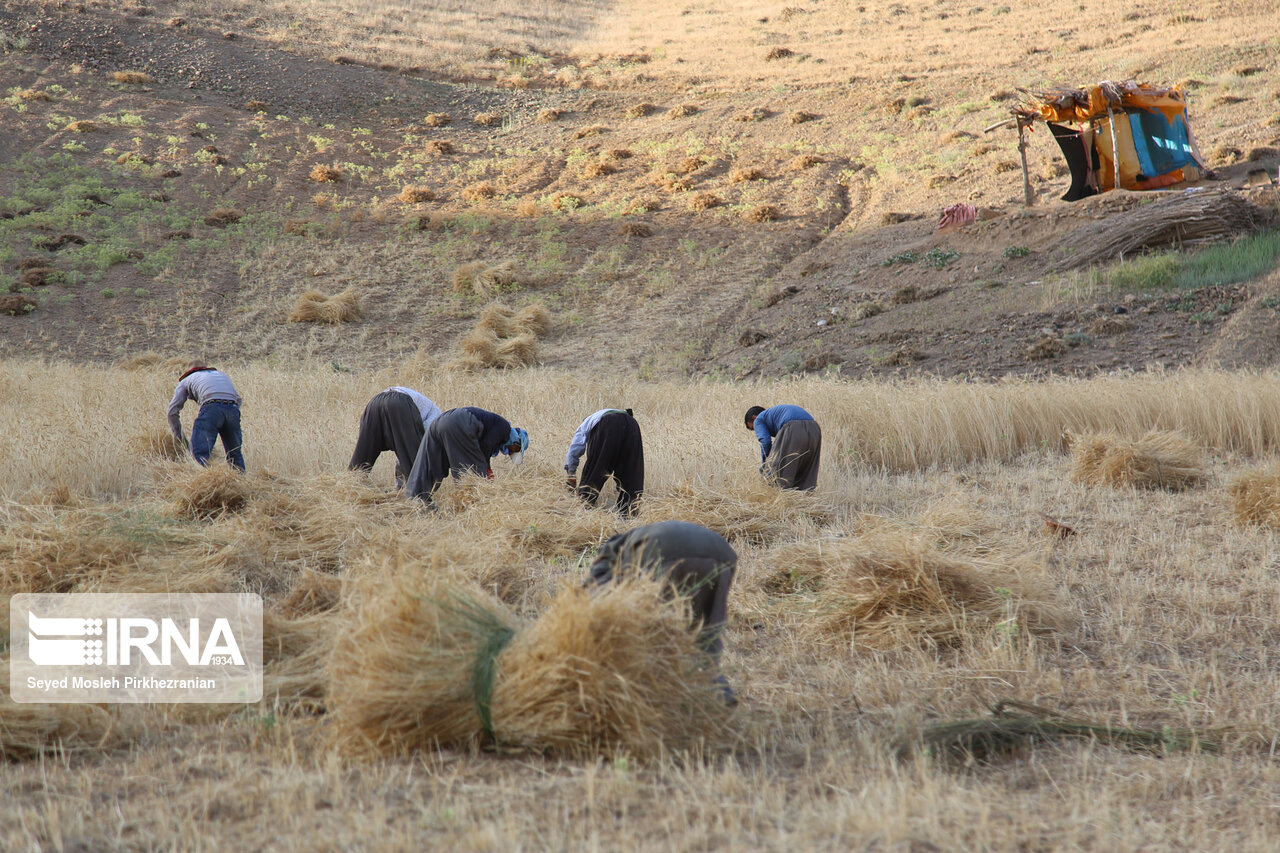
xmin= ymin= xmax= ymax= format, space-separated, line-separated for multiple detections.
xmin=437 ymin=594 xmax=518 ymax=741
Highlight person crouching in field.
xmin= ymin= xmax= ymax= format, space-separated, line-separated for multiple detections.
xmin=586 ymin=520 xmax=739 ymax=706
xmin=744 ymin=404 xmax=821 ymax=491
xmin=167 ymin=361 xmax=245 ymax=471
xmin=564 ymin=408 xmax=644 ymax=516
xmin=405 ymin=406 xmax=528 ymax=503
xmin=349 ymin=386 xmax=442 ymax=488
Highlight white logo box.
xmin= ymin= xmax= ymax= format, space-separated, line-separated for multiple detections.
xmin=10 ymin=593 xmax=263 ymax=704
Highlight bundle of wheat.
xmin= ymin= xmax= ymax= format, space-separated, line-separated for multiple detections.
xmin=327 ymin=574 xmax=517 ymax=756
xmin=163 ymin=464 xmax=253 ymax=519
xmin=1069 ymin=430 xmax=1207 ymax=490
xmin=0 ymin=697 xmax=133 ymax=760
xmin=807 ymin=536 xmax=1064 ymax=649
xmin=288 ymin=288 xmax=361 ymax=324
xmin=130 ymin=428 xmax=186 ymax=461
xmin=1227 ymin=463 xmax=1280 ymax=529
xmin=490 ymin=577 xmax=733 ymax=757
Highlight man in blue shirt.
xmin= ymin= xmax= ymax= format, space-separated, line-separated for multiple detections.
xmin=744 ymin=404 xmax=821 ymax=491
xmin=405 ymin=407 xmax=528 ymax=503
xmin=564 ymin=408 xmax=644 ymax=516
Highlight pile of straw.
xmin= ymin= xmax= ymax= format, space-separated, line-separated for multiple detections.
xmin=130 ymin=428 xmax=186 ymax=460
xmin=490 ymin=578 xmax=733 ymax=756
xmin=0 ymin=699 xmax=132 ymax=760
xmin=328 ymin=574 xmax=733 ymax=758
xmin=805 ymin=536 xmax=1064 ymax=649
xmin=455 ymin=302 xmax=552 ymax=369
xmin=451 ymin=260 xmax=522 ymax=295
xmin=1069 ymin=430 xmax=1207 ymax=490
xmin=1227 ymin=463 xmax=1280 ymax=529
xmin=163 ymin=465 xmax=253 ymax=519
xmin=288 ymin=288 xmax=361 ymax=324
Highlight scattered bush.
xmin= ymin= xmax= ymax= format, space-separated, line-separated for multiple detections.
xmin=397 ymin=186 xmax=435 ymax=204
xmin=473 ymin=112 xmax=502 ymax=127
xmin=309 ymin=164 xmax=343 ymax=183
xmin=423 ymin=112 xmax=451 ymax=127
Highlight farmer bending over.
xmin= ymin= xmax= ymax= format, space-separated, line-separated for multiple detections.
xmin=744 ymin=404 xmax=821 ymax=491
xmin=405 ymin=406 xmax=527 ymax=503
xmin=587 ymin=520 xmax=739 ymax=706
xmin=564 ymin=407 xmax=644 ymax=516
xmin=167 ymin=361 xmax=245 ymax=471
xmin=350 ymin=386 xmax=442 ymax=488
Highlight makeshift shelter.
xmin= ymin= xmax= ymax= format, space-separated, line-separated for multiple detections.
xmin=989 ymin=81 xmax=1207 ymax=203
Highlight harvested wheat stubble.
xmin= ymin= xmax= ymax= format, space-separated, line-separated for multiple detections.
xmin=0 ymin=663 xmax=137 ymax=759
xmin=1062 ymin=191 xmax=1271 ymax=269
xmin=288 ymin=288 xmax=361 ymax=324
xmin=1069 ymin=430 xmax=1207 ymax=490
xmin=806 ymin=536 xmax=1064 ymax=649
xmin=130 ymin=428 xmax=186 ymax=461
xmin=109 ymin=70 xmax=152 ymax=84
xmin=490 ymin=577 xmax=733 ymax=757
xmin=642 ymin=479 xmax=832 ymax=546
xmin=1227 ymin=463 xmax=1280 ymax=529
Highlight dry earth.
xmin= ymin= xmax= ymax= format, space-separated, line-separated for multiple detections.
xmin=0 ymin=0 xmax=1277 ymax=377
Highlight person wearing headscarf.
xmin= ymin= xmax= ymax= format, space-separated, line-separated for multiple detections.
xmin=405 ymin=406 xmax=528 ymax=503
xmin=564 ymin=408 xmax=644 ymax=516
xmin=586 ymin=520 xmax=738 ymax=706
xmin=349 ymin=386 xmax=442 ymax=488
xmin=744 ymin=404 xmax=821 ymax=491
xmin=166 ymin=361 xmax=245 ymax=471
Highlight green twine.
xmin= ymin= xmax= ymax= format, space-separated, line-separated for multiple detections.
xmin=470 ymin=624 xmax=516 ymax=742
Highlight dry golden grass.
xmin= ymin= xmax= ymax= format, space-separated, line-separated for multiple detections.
xmin=666 ymin=103 xmax=697 ymax=119
xmin=626 ymin=102 xmax=656 ymax=118
xmin=787 ymin=154 xmax=822 ymax=170
xmin=461 ymin=181 xmax=497 ymax=202
xmin=0 ymin=677 xmax=137 ymax=760
xmin=64 ymin=120 xmax=97 ymax=133
xmin=288 ymin=288 xmax=361 ymax=324
xmin=687 ymin=192 xmax=721 ymax=212
xmin=130 ymin=428 xmax=186 ymax=461
xmin=789 ymin=110 xmax=817 ymax=124
xmin=451 ymin=260 xmax=521 ymax=295
xmin=1228 ymin=463 xmax=1280 ymax=529
xmin=203 ymin=207 xmax=242 ymax=227
xmin=422 ymin=112 xmax=451 ymax=127
xmin=729 ymin=167 xmax=764 ymax=183
xmin=108 ymin=70 xmax=153 ymax=84
xmin=580 ymin=160 xmax=615 ymax=179
xmin=16 ymin=88 xmax=51 ymax=101
xmin=424 ymin=139 xmax=454 ymax=155
xmin=1070 ymin=430 xmax=1208 ymax=491
xmin=309 ymin=164 xmax=343 ymax=182
xmin=536 ymin=108 xmax=562 ymax=122
xmin=162 ymin=464 xmax=253 ymax=518
xmin=745 ymin=204 xmax=780 ymax=222
xmin=396 ymin=185 xmax=435 ymax=204
xmin=473 ymin=112 xmax=502 ymax=127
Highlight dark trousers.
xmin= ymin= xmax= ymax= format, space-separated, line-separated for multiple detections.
xmin=578 ymin=411 xmax=644 ymax=516
xmin=766 ymin=419 xmax=821 ymax=491
xmin=349 ymin=391 xmax=425 ymax=487
xmin=190 ymin=402 xmax=245 ymax=471
xmin=405 ymin=408 xmax=489 ymax=501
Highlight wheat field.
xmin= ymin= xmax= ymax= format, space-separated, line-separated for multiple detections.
xmin=3 ymin=360 xmax=1280 ymax=849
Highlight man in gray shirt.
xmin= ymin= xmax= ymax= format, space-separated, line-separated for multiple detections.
xmin=350 ymin=386 xmax=442 ymax=488
xmin=586 ymin=520 xmax=739 ymax=706
xmin=167 ymin=362 xmax=245 ymax=471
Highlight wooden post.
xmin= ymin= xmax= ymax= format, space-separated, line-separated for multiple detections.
xmin=1017 ymin=115 xmax=1034 ymax=207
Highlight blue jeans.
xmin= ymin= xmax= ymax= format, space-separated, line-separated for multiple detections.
xmin=190 ymin=402 xmax=245 ymax=471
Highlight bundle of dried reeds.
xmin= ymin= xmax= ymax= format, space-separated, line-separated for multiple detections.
xmin=288 ymin=288 xmax=361 ymax=324
xmin=1063 ymin=191 xmax=1269 ymax=270
xmin=451 ymin=260 xmax=521 ymax=295
xmin=454 ymin=302 xmax=550 ymax=369
xmin=1227 ymin=463 xmax=1280 ymax=529
xmin=1069 ymin=430 xmax=1207 ymax=490
xmin=490 ymin=577 xmax=733 ymax=757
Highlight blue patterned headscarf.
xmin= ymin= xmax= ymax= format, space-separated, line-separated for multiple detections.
xmin=502 ymin=427 xmax=529 ymax=455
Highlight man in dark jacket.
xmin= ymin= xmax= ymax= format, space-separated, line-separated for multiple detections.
xmin=349 ymin=386 xmax=441 ymax=488
xmin=167 ymin=362 xmax=245 ymax=471
xmin=405 ymin=406 xmax=528 ymax=503
xmin=586 ymin=520 xmax=738 ymax=705
xmin=744 ymin=404 xmax=821 ymax=491
xmin=564 ymin=408 xmax=644 ymax=516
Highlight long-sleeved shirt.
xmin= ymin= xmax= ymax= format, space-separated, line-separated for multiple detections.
xmin=753 ymin=404 xmax=815 ymax=462
xmin=167 ymin=369 xmax=241 ymax=440
xmin=387 ymin=386 xmax=441 ymax=429
xmin=458 ymin=407 xmax=513 ymax=458
xmin=563 ymin=409 xmax=627 ymax=474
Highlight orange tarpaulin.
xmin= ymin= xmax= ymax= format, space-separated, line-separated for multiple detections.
xmin=1033 ymin=81 xmax=1189 ymax=125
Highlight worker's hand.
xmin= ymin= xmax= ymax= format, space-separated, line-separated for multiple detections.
xmin=566 ymin=476 xmax=577 ymax=489
xmin=485 ymin=468 xmax=494 ymax=480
